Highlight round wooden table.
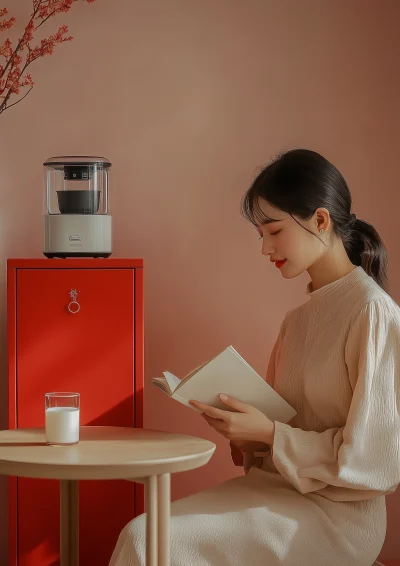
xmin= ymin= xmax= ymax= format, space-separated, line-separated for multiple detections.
xmin=0 ymin=426 xmax=216 ymax=566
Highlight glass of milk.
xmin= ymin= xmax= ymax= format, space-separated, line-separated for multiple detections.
xmin=45 ymin=392 xmax=80 ymax=445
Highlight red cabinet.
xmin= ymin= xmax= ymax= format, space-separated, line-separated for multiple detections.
xmin=7 ymin=259 xmax=144 ymax=566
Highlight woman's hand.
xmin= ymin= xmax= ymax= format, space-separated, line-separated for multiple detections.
xmin=189 ymin=394 xmax=275 ymax=446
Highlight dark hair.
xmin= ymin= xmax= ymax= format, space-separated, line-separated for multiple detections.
xmin=241 ymin=149 xmax=388 ymax=291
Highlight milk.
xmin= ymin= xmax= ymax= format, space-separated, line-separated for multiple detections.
xmin=45 ymin=407 xmax=80 ymax=445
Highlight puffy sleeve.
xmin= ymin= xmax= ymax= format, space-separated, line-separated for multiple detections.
xmin=230 ymin=323 xmax=285 ymax=469
xmin=271 ymin=300 xmax=400 ymax=497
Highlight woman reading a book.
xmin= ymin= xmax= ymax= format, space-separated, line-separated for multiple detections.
xmin=110 ymin=149 xmax=399 ymax=566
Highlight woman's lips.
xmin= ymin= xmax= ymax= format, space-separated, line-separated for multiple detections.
xmin=274 ymin=259 xmax=287 ymax=269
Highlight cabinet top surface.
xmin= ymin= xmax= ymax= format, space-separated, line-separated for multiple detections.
xmin=0 ymin=427 xmax=215 ymax=479
xmin=7 ymin=258 xmax=143 ymax=269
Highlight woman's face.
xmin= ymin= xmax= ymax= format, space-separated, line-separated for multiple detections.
xmin=255 ymin=198 xmax=327 ymax=279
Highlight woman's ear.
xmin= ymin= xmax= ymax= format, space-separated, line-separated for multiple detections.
xmin=315 ymin=208 xmax=331 ymax=233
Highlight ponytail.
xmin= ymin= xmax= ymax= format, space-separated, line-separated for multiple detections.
xmin=344 ymin=218 xmax=388 ymax=292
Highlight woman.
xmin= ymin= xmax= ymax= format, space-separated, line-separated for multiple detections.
xmin=110 ymin=149 xmax=400 ymax=566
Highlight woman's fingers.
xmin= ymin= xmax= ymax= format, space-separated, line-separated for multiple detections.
xmin=202 ymin=413 xmax=228 ymax=434
xmin=189 ymin=400 xmax=230 ymax=421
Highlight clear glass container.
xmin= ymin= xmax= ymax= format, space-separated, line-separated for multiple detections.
xmin=44 ymin=156 xmax=111 ymax=215
xmin=45 ymin=392 xmax=80 ymax=445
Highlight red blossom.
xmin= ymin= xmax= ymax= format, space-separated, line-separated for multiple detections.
xmin=27 ymin=25 xmax=73 ymax=63
xmin=0 ymin=0 xmax=95 ymax=115
xmin=21 ymin=73 xmax=34 ymax=87
xmin=0 ymin=7 xmax=16 ymax=32
xmin=0 ymin=37 xmax=12 ymax=58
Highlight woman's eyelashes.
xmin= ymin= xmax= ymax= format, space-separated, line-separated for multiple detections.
xmin=257 ymin=229 xmax=281 ymax=239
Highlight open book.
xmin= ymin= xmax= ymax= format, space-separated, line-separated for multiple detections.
xmin=152 ymin=346 xmax=296 ymax=423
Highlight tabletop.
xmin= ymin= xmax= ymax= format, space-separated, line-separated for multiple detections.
xmin=0 ymin=426 xmax=216 ymax=480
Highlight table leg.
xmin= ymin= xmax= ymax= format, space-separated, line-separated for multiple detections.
xmin=145 ymin=475 xmax=158 ymax=566
xmin=60 ymin=480 xmax=79 ymax=566
xmin=157 ymin=473 xmax=171 ymax=566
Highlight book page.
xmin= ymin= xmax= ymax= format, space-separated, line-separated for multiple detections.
xmin=175 ymin=357 xmax=215 ymax=389
xmin=152 ymin=378 xmax=172 ymax=395
xmin=174 ymin=346 xmax=296 ymax=423
xmin=152 ymin=352 xmax=221 ymax=393
xmin=163 ymin=371 xmax=181 ymax=392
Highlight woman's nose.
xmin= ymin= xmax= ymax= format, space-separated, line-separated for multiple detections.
xmin=261 ymin=239 xmax=274 ymax=256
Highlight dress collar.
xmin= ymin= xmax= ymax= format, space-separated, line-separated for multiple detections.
xmin=307 ymin=266 xmax=367 ymax=300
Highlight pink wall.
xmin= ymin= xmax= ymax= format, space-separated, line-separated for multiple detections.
xmin=0 ymin=0 xmax=399 ymax=562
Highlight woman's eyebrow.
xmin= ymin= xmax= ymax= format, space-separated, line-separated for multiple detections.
xmin=261 ymin=218 xmax=282 ymax=225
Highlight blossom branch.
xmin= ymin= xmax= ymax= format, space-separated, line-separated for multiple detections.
xmin=0 ymin=0 xmax=95 ymax=116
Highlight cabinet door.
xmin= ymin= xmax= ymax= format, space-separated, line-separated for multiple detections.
xmin=16 ymin=268 xmax=135 ymax=566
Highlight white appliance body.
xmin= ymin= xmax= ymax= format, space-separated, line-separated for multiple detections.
xmin=44 ymin=214 xmax=112 ymax=258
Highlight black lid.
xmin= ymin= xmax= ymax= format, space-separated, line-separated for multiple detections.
xmin=43 ymin=156 xmax=112 ymax=168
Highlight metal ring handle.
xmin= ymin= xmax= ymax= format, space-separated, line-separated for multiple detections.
xmin=67 ymin=301 xmax=80 ymax=314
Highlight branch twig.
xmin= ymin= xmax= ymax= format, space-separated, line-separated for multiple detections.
xmin=0 ymin=85 xmax=33 ymax=115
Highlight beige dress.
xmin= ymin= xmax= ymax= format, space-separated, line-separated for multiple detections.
xmin=109 ymin=267 xmax=400 ymax=566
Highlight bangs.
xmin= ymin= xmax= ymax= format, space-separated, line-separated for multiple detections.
xmin=241 ymin=185 xmax=277 ymax=226
xmin=241 ymin=160 xmax=282 ymax=226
